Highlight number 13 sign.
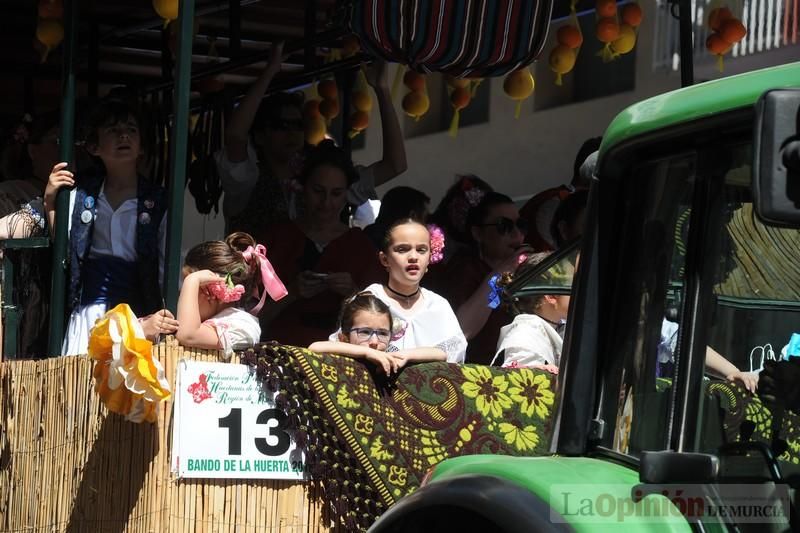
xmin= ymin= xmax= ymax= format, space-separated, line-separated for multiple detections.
xmin=171 ymin=360 xmax=306 ymax=480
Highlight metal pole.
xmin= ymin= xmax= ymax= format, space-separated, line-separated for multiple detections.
xmin=163 ymin=0 xmax=196 ymax=312
xmin=678 ymin=0 xmax=694 ymax=87
xmin=47 ymin=0 xmax=78 ymax=355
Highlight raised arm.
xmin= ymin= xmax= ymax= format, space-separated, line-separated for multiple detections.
xmin=175 ymin=270 xmax=225 ymax=350
xmin=225 ymin=41 xmax=284 ymax=163
xmin=362 ymin=60 xmax=407 ymax=186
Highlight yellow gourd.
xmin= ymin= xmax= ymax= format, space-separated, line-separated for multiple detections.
xmin=153 ymin=0 xmax=179 ymax=24
xmin=503 ymin=67 xmax=535 ymax=118
xmin=352 ymin=90 xmax=373 ymax=112
xmin=611 ymin=24 xmax=636 ymax=55
xmin=36 ymin=18 xmax=64 ymax=62
xmin=401 ymin=91 xmax=430 ymax=119
xmin=549 ymin=45 xmax=576 ymax=86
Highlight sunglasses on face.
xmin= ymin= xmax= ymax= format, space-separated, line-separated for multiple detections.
xmin=347 ymin=327 xmax=392 ymax=344
xmin=268 ymin=118 xmax=304 ymax=132
xmin=478 ymin=217 xmax=528 ymax=235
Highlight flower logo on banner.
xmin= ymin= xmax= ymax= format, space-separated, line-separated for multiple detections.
xmin=187 ymin=374 xmax=213 ymax=403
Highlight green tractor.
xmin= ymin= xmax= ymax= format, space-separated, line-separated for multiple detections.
xmin=369 ymin=62 xmax=800 ymax=532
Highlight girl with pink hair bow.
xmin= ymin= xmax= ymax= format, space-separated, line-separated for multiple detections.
xmin=176 ymin=231 xmax=287 ymax=359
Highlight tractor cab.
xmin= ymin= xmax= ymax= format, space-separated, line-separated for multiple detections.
xmin=370 ymin=62 xmax=800 ymax=533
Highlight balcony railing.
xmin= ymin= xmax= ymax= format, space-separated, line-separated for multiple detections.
xmin=653 ymin=0 xmax=800 ymax=71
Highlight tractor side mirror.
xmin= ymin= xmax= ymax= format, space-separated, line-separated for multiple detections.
xmin=753 ymin=88 xmax=800 ymax=227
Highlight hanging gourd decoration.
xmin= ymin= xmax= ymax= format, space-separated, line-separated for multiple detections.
xmin=503 ymin=67 xmax=535 ymax=119
xmin=348 ymin=67 xmax=373 ymax=138
xmin=341 ymin=34 xmax=361 ymax=58
xmin=609 ymin=2 xmax=642 ymax=59
xmin=349 ymin=111 xmax=370 ymax=136
xmin=594 ymin=0 xmax=620 ymax=63
xmin=620 ymin=3 xmax=643 ymax=27
xmin=611 ymin=24 xmax=637 ymax=57
xmin=38 ymin=0 xmax=63 ymax=19
xmin=317 ymin=79 xmax=340 ymax=121
xmin=304 ymin=99 xmax=327 ymax=146
xmin=549 ymin=45 xmax=577 ymax=86
xmin=35 ymin=18 xmax=64 ymax=63
xmin=401 ymin=71 xmax=429 ymax=120
xmin=549 ymin=24 xmax=582 ymax=86
xmin=705 ymin=4 xmax=746 ymax=73
xmin=153 ymin=0 xmax=179 ymax=27
xmin=447 ymin=75 xmax=473 ymax=138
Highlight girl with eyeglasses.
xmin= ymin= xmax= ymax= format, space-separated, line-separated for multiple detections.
xmin=431 ymin=192 xmax=534 ymax=364
xmin=309 ymin=292 xmax=403 ymax=375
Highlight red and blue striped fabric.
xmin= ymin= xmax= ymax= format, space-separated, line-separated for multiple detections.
xmin=350 ymin=0 xmax=553 ymax=78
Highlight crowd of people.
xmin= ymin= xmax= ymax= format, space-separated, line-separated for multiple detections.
xmin=0 ymin=52 xmax=761 ymax=391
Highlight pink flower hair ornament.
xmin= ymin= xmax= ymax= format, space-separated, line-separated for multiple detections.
xmin=427 ymin=224 xmax=446 ymax=264
xmin=207 ymin=273 xmax=246 ymax=303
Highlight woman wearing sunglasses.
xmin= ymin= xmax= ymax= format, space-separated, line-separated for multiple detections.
xmin=216 ymin=42 xmax=407 ymax=236
xmin=432 ymin=192 xmax=533 ymax=364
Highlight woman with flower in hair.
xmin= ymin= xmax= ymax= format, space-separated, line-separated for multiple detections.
xmin=426 ymin=174 xmax=493 ymax=265
xmin=358 ymin=219 xmax=465 ymax=364
xmin=177 ymin=232 xmax=287 ymax=359
xmin=434 ymin=192 xmax=534 ymax=364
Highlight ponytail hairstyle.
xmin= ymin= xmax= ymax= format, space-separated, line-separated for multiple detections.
xmin=183 ymin=232 xmax=263 ymax=310
xmin=338 ymin=291 xmax=393 ymax=334
xmin=496 ymin=251 xmax=553 ymax=314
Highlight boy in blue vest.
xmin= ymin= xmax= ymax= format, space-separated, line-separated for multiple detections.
xmin=44 ymin=98 xmax=178 ymax=355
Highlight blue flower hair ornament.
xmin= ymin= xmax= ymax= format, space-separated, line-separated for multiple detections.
xmin=487 ymin=273 xmax=503 ymax=309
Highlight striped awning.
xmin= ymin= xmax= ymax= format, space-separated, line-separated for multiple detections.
xmin=350 ymin=0 xmax=554 ymax=78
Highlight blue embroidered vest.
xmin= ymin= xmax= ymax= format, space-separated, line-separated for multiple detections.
xmin=67 ymin=172 xmax=167 ymax=316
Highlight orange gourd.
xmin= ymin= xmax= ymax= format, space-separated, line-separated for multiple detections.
xmin=708 ymin=7 xmax=734 ymax=32
xmin=319 ymin=99 xmax=340 ymax=120
xmin=450 ymin=87 xmax=471 ymax=110
xmin=621 ymin=3 xmax=643 ymax=27
xmin=556 ymin=25 xmax=583 ymax=49
xmin=317 ymin=79 xmax=338 ymax=100
xmin=596 ymin=17 xmax=620 ymax=43
xmin=38 ymin=0 xmax=63 ymax=19
xmin=705 ymin=33 xmax=730 ymax=55
xmin=596 ymin=0 xmax=617 ymax=18
xmin=720 ymin=19 xmax=747 ymax=44
xmin=403 ymin=71 xmax=426 ymax=92
xmin=303 ymin=99 xmax=321 ymax=119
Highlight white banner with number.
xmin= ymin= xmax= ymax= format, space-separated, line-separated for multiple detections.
xmin=171 ymin=360 xmax=306 ymax=480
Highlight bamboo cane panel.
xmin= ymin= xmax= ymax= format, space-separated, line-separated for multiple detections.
xmin=0 ymin=337 xmax=332 ymax=533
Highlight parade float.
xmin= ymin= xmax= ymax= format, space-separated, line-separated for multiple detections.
xmin=3 ymin=1 xmax=800 ymax=532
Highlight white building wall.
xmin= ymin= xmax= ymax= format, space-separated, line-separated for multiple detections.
xmin=181 ymin=1 xmax=799 ymax=252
